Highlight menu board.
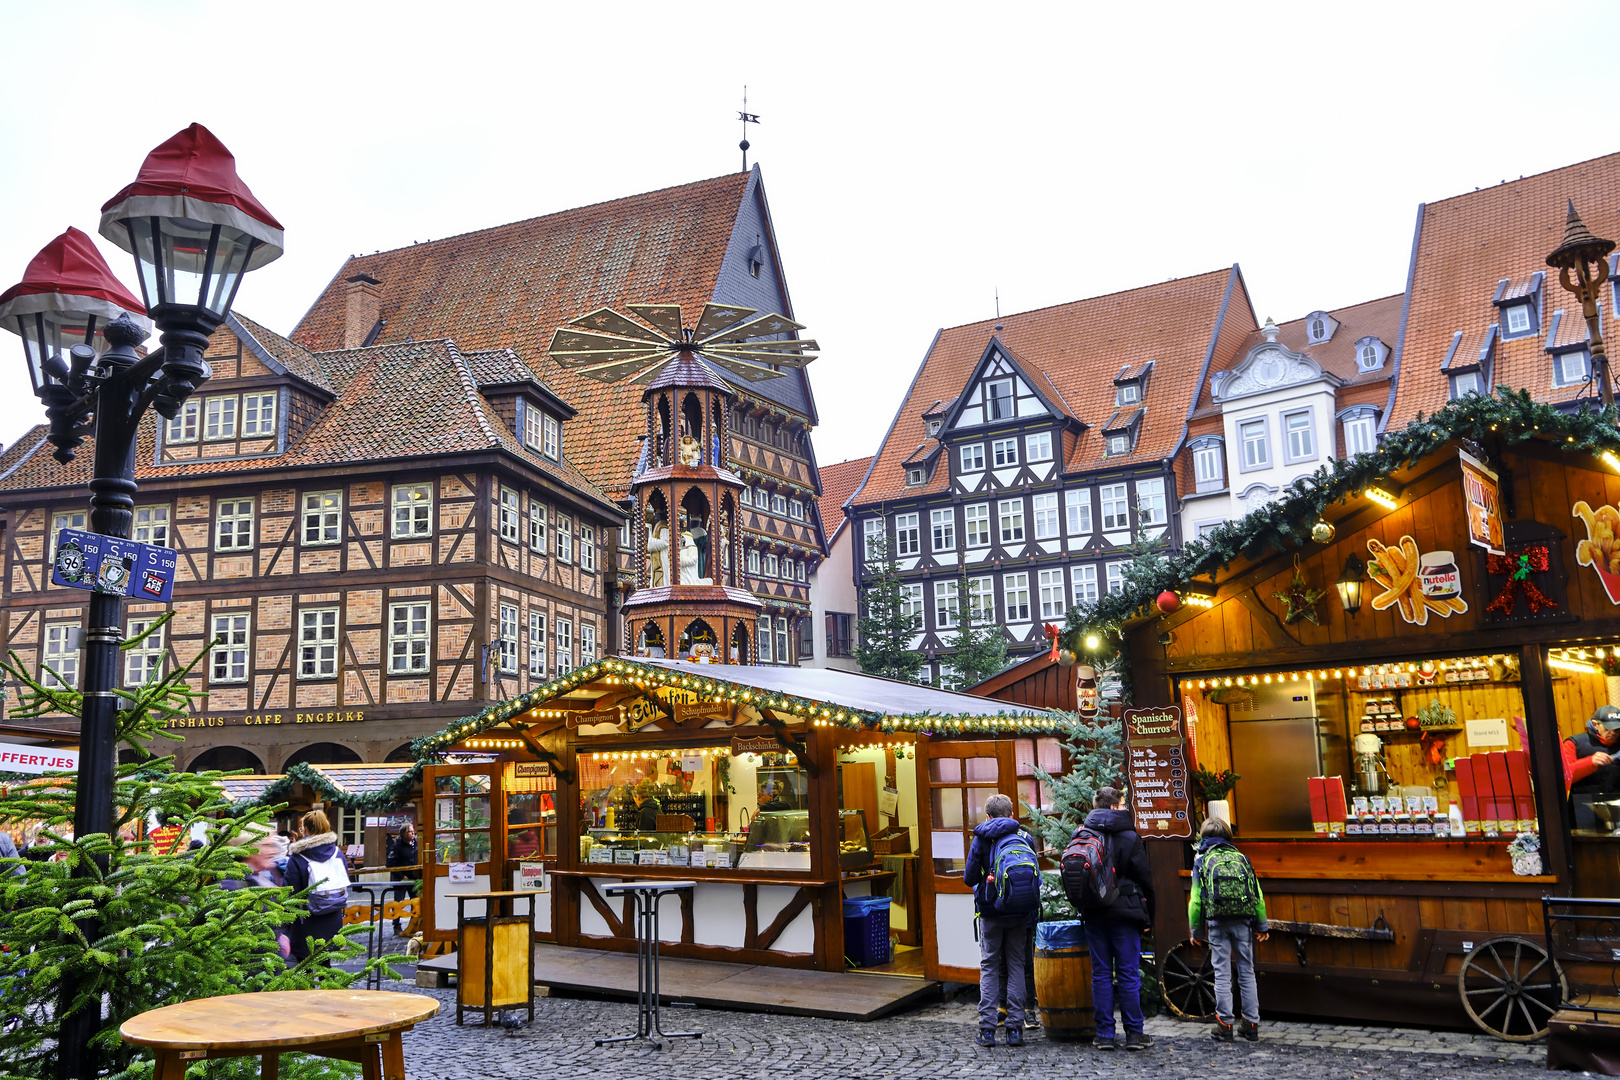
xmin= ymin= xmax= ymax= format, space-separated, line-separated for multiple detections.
xmin=1123 ymin=705 xmax=1192 ymax=839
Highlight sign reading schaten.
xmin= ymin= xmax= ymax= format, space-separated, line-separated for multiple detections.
xmin=1122 ymin=704 xmax=1192 ymax=840
xmin=51 ymin=528 xmax=176 ymax=602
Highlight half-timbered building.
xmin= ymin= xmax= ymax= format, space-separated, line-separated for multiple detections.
xmin=0 ymin=313 xmax=622 ymax=775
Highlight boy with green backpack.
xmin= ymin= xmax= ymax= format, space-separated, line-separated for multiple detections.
xmin=1187 ymin=817 xmax=1269 ymax=1042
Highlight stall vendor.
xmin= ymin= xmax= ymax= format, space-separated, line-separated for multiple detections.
xmin=633 ymin=781 xmax=662 ymax=832
xmin=1563 ymin=705 xmax=1620 ymax=795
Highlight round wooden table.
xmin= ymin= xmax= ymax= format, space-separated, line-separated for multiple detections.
xmin=121 ymin=990 xmax=440 ymax=1080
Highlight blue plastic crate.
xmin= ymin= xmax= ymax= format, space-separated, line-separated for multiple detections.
xmin=843 ymin=896 xmax=892 ymax=967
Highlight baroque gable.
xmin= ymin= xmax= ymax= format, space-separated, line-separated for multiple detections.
xmin=1211 ymin=339 xmax=1337 ymax=404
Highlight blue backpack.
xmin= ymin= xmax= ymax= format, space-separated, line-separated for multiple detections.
xmin=979 ymin=829 xmax=1041 ymax=917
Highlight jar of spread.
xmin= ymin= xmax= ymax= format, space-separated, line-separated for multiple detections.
xmin=1419 ymin=550 xmax=1461 ymax=600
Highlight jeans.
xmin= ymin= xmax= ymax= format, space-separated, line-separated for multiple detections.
xmin=1208 ymin=919 xmax=1260 ymax=1025
xmin=998 ymin=919 xmax=1038 ymax=1014
xmin=1083 ymin=917 xmax=1144 ymax=1040
xmin=978 ymin=915 xmax=1029 ymax=1031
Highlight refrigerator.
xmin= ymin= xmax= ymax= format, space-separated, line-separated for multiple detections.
xmin=1225 ymin=681 xmax=1333 ymax=835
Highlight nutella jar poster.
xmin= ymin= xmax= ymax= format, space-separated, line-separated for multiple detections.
xmin=1123 ymin=705 xmax=1192 ymax=840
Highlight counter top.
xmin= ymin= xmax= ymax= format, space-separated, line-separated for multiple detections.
xmin=552 ymin=867 xmax=835 ymax=887
xmin=1189 ymin=838 xmax=1556 ymax=883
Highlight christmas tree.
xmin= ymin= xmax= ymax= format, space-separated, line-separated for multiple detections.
xmin=855 ymin=526 xmax=924 ymax=683
xmin=941 ymin=572 xmax=1009 ymax=690
xmin=1026 ymin=710 xmax=1126 ymax=855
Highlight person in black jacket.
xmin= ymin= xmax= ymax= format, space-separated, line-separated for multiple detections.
xmin=386 ymin=823 xmax=419 ymax=934
xmin=1073 ymin=787 xmax=1157 ymax=1052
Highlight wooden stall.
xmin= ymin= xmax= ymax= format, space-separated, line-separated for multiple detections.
xmin=1124 ymin=437 xmax=1620 ymax=1038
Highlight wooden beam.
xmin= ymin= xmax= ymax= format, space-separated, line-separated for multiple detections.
xmin=755 ymin=888 xmax=811 ymax=952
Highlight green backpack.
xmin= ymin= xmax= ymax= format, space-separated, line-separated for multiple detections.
xmin=1200 ymin=844 xmax=1260 ymax=920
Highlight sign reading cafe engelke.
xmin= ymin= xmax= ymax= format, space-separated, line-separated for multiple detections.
xmin=1122 ymin=705 xmax=1192 ymax=839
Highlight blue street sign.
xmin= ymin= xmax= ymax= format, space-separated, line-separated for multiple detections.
xmin=50 ymin=528 xmax=177 ymax=602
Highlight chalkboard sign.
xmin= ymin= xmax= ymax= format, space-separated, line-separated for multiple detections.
xmin=1123 ymin=705 xmax=1192 ymax=839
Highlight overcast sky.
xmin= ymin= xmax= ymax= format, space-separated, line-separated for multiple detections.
xmin=2 ymin=1 xmax=1615 ymax=472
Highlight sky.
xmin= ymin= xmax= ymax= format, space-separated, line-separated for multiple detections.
xmin=1 ymin=0 xmax=1616 ymax=473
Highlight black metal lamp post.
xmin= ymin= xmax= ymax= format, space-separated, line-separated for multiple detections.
xmin=0 ymin=123 xmax=283 ymax=1080
xmin=1547 ymin=201 xmax=1617 ymax=409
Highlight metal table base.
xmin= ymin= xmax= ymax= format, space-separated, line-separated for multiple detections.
xmin=594 ymin=880 xmax=701 ymax=1050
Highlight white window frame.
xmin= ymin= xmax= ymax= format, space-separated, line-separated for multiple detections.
xmin=967 ymin=576 xmax=994 ymax=622
xmin=931 ymin=508 xmax=956 ymax=551
xmin=499 ymin=488 xmax=520 ymax=543
xmin=772 ymin=493 xmax=788 ymax=515
xmin=789 ymin=500 xmax=804 ymax=520
xmin=556 ymin=514 xmax=573 ymax=563
xmin=529 ymin=502 xmax=547 ymax=554
xmin=166 ymin=399 xmax=199 ymax=444
xmin=1038 ymin=568 xmax=1067 ymax=619
xmin=215 ymin=498 xmax=254 ymax=552
xmin=1100 ymin=484 xmax=1129 ymax=530
xmin=764 ymin=553 xmax=779 ymax=577
xmin=960 ymin=443 xmax=985 ymax=471
xmin=758 ymin=618 xmax=773 ymax=664
xmin=797 ymin=560 xmax=807 ymax=582
xmin=964 ymin=503 xmax=991 ymax=548
xmin=392 ymin=484 xmax=432 ymax=538
xmin=1107 ymin=433 xmax=1130 ymax=456
xmin=998 ymin=498 xmax=1025 ymax=544
xmin=132 ymin=505 xmax=169 ymax=548
xmin=555 ymin=618 xmax=573 ymax=673
xmin=125 ymin=617 xmax=164 ymax=687
xmin=1117 ymin=382 xmax=1141 ymax=405
xmin=1344 ymin=415 xmax=1377 ymax=456
xmin=210 ymin=613 xmax=249 ymax=683
xmin=1065 ymin=489 xmax=1093 ymax=535
xmin=905 ymin=467 xmax=925 ymax=487
xmin=1450 ymin=370 xmax=1482 ymax=399
xmin=1193 ymin=444 xmax=1224 ymax=491
xmin=1309 ymin=317 xmax=1328 ymax=342
xmin=302 ymin=491 xmax=341 ymax=546
xmin=776 ymin=617 xmax=790 ymax=666
xmin=1555 ymin=350 xmax=1591 ymax=388
xmin=899 ymin=583 xmax=924 ymax=628
xmin=1239 ymin=418 xmax=1270 ymax=470
xmin=1072 ymin=564 xmax=1098 ymax=605
xmin=1283 ymin=409 xmax=1317 ymax=464
xmin=992 ymin=438 xmax=1019 ymax=468
xmin=203 ymin=396 xmax=238 ymax=441
xmin=43 ymin=623 xmax=80 ymax=690
xmin=1003 ymin=572 xmax=1031 ymax=622
xmin=1136 ymin=478 xmax=1167 ymax=526
xmin=388 ymin=602 xmax=431 ymax=674
xmin=242 ymin=391 xmax=276 ymax=438
xmin=926 ymin=418 xmax=942 ymax=437
xmin=748 ymin=549 xmax=761 ymax=574
xmin=986 ymin=378 xmax=1014 ymax=420
xmin=298 ymin=607 xmax=339 ymax=679
xmin=1505 ymin=303 xmax=1532 ymax=335
xmin=895 ymin=513 xmax=920 ymax=556
xmin=1032 ymin=492 xmax=1060 ymax=540
xmin=51 ymin=510 xmax=86 ymax=560
xmin=1358 ymin=343 xmax=1381 ymax=372
xmin=581 ymin=623 xmax=597 ymax=664
xmin=528 ymin=610 xmax=547 ymax=677
xmin=1105 ymin=562 xmax=1126 ymax=596
xmin=863 ymin=518 xmax=885 ymax=564
xmin=524 ymin=405 xmax=544 ymax=451
xmin=1025 ymin=431 xmax=1052 ymax=463
xmin=542 ymin=413 xmax=560 ymax=459
xmin=579 ymin=523 xmax=596 ymax=572
xmin=934 ymin=579 xmax=959 ymax=629
xmin=498 ymin=602 xmax=519 ymax=674
xmin=756 ymin=486 xmax=772 ymax=509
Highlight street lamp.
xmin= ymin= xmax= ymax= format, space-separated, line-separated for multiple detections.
xmin=1546 ymin=200 xmax=1617 ymax=408
xmin=0 ymin=123 xmax=281 ymax=1080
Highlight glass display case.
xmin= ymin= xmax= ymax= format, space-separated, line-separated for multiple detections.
xmin=837 ymin=807 xmax=874 ymax=870
xmin=739 ymin=809 xmax=812 ymax=869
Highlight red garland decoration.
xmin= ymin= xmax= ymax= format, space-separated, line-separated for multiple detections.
xmin=1485 ymin=544 xmax=1558 ymax=616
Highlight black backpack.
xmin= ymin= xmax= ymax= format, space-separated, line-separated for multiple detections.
xmin=1060 ymin=827 xmax=1118 ymax=908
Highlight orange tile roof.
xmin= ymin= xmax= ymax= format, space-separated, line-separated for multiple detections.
xmin=231 ymin=311 xmax=333 ymax=394
xmin=816 ymin=455 xmax=872 ymax=542
xmin=292 ymin=171 xmax=765 ymax=498
xmin=1391 ymin=152 xmax=1620 ymax=427
xmin=852 ymin=268 xmax=1249 ymax=506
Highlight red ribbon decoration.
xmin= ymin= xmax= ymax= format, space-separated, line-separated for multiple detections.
xmin=1485 ymin=545 xmax=1549 ymax=576
xmin=1043 ymin=622 xmax=1062 ymax=662
xmin=1485 ymin=544 xmax=1557 ymax=616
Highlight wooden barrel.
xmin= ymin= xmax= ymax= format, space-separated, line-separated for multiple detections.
xmin=1033 ymin=942 xmax=1094 ymax=1040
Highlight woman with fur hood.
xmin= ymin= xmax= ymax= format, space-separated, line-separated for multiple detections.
xmin=283 ymin=809 xmax=352 ymax=962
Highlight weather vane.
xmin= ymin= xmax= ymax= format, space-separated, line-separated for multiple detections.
xmin=738 ymin=86 xmax=760 ymax=171
xmin=547 ymin=303 xmax=816 ymax=386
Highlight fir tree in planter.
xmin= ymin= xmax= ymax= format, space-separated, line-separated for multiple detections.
xmin=1025 ymin=710 xmax=1125 ymax=921
xmin=0 ymin=617 xmax=389 ymax=1080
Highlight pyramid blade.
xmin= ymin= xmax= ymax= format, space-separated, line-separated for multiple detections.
xmin=567 ymin=307 xmax=666 ymax=342
xmin=692 ymin=302 xmax=758 ymax=339
xmin=576 ymin=355 xmax=667 ymax=383
xmin=705 ymin=347 xmax=811 ymax=369
xmin=698 ymin=311 xmax=805 ymax=345
xmin=550 ymin=327 xmax=662 ymax=353
xmin=713 ymin=337 xmax=817 ymax=354
xmin=627 ymin=304 xmax=684 ymax=337
xmin=551 ymin=347 xmax=664 ymax=369
xmin=628 ymin=358 xmax=682 ymax=385
xmin=707 ymin=356 xmax=786 ymax=382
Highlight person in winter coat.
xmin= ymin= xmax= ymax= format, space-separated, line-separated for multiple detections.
xmin=963 ymin=793 xmax=1038 ymax=1047
xmin=283 ymin=810 xmax=352 ymax=963
xmin=386 ymin=824 xmax=419 ymax=934
xmin=0 ymin=828 xmax=23 ymax=876
xmin=1188 ymin=817 xmax=1269 ymax=1042
xmin=220 ymin=824 xmax=292 ymax=959
xmin=1073 ymin=787 xmax=1157 ymax=1052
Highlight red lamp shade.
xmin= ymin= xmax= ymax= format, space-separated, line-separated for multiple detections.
xmin=98 ymin=123 xmax=284 ymax=320
xmin=0 ymin=227 xmax=151 ymax=394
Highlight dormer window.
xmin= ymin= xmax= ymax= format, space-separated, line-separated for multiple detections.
xmin=1450 ymin=370 xmax=1483 ymax=400
xmin=1107 ymin=434 xmax=1130 ymax=456
xmin=1354 ymin=336 xmax=1389 ymax=374
xmin=1553 ymin=348 xmax=1592 ymax=389
xmin=1310 ymin=318 xmax=1326 ymax=341
xmin=1493 ymin=274 xmax=1542 ymax=339
xmin=926 ymin=419 xmax=942 ymax=437
xmin=1359 ymin=343 xmax=1377 ymax=369
xmin=1505 ymin=303 xmax=1532 ymax=335
xmin=905 ymin=467 xmax=925 ymax=487
xmin=1304 ymin=310 xmax=1339 ymax=345
xmin=1117 ymin=382 xmax=1141 ymax=405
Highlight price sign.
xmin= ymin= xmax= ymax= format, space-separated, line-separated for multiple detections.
xmin=51 ymin=528 xmax=177 ymax=601
xmin=1123 ymin=705 xmax=1192 ymax=839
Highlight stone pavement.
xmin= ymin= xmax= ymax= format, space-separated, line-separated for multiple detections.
xmin=378 ymin=980 xmax=1554 ymax=1080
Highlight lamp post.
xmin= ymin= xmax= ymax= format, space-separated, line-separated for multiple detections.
xmin=0 ymin=124 xmax=282 ymax=1080
xmin=1547 ymin=200 xmax=1617 ymax=408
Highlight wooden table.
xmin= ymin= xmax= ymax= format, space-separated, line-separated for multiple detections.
xmin=121 ymin=990 xmax=440 ymax=1080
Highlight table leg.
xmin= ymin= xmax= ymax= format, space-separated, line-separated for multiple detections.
xmin=359 ymin=1043 xmax=381 ymax=1080
xmin=648 ymin=890 xmax=699 ymax=1042
xmin=379 ymin=1034 xmax=406 ymax=1080
xmin=261 ymin=1051 xmax=280 ymax=1080
xmin=153 ymin=1050 xmax=187 ymax=1080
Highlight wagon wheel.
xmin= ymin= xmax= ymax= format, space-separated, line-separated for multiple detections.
xmin=1160 ymin=940 xmax=1217 ymax=1020
xmin=1457 ymin=935 xmax=1568 ymax=1042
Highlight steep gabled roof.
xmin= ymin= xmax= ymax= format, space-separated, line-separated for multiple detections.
xmin=816 ymin=455 xmax=872 ymax=542
xmin=230 ymin=311 xmax=334 ymax=394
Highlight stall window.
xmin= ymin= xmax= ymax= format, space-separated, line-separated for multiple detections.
xmin=506 ymin=789 xmax=554 ymax=863
xmin=1015 ymin=737 xmax=1065 ymax=815
xmin=928 ymin=751 xmax=1002 ymax=874
xmin=433 ymin=773 xmax=493 ymax=862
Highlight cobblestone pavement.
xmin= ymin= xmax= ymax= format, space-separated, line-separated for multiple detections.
xmin=379 ymin=980 xmax=1554 ymax=1080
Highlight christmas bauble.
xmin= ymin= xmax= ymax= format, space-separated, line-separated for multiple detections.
xmin=1311 ymin=518 xmax=1336 ymax=544
xmin=1156 ymin=590 xmax=1180 ymax=614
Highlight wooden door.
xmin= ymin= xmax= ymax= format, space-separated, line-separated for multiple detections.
xmin=421 ymin=762 xmax=504 ymax=941
xmin=501 ymin=782 xmax=557 ymax=941
xmin=917 ymin=738 xmax=1018 ymax=983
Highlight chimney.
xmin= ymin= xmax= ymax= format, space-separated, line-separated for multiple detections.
xmin=343 ymin=273 xmax=382 ymax=348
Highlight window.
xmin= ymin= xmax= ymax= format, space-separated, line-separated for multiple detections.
xmin=934 ymin=580 xmax=959 ymax=629
xmin=789 ymin=500 xmax=804 ymax=520
xmin=52 ymin=510 xmax=86 ymax=559
xmin=895 ymin=513 xmax=920 ymax=556
xmin=215 ymin=499 xmax=254 ymax=551
xmin=1117 ymin=382 xmax=1141 ymax=405
xmin=782 ymin=557 xmax=795 ymax=580
xmin=529 ymin=502 xmax=547 ymax=553
xmin=1283 ymin=410 xmax=1316 ymax=463
xmin=302 ymin=491 xmax=340 ymax=545
xmin=210 ymin=613 xmax=249 ymax=683
xmin=1072 ymin=564 xmax=1098 ymax=605
xmin=579 ymin=523 xmax=596 ymax=572
xmin=1309 ymin=317 xmax=1328 ymax=342
xmin=524 ymin=405 xmax=543 ymax=451
xmin=581 ymin=623 xmax=597 ymax=664
xmin=739 ymin=487 xmax=751 ymax=506
xmin=204 ymin=396 xmax=237 ymax=440
xmin=1194 ymin=444 xmax=1225 ymax=491
xmin=776 ymin=617 xmax=789 ymax=665
xmin=1344 ymin=416 xmax=1377 ymax=456
xmin=1240 ymin=418 xmax=1269 ymax=469
xmin=1505 ymin=303 xmax=1532 ymax=335
xmin=825 ymin=612 xmax=855 ymax=657
xmin=498 ymin=603 xmax=518 ymax=674
xmin=242 ymin=392 xmax=276 ymax=437
xmin=756 ymin=486 xmax=771 ymax=509
xmin=166 ymin=400 xmax=199 ymax=444
xmin=1025 ymin=431 xmax=1052 ymax=462
xmin=542 ymin=414 xmax=560 ymax=459
xmin=1555 ymin=350 xmax=1591 ymax=388
xmin=1039 ymin=568 xmax=1067 ymax=619
xmin=986 ymin=379 xmax=1014 ymax=420
xmin=797 ymin=560 xmax=807 ymax=582
xmin=298 ymin=608 xmax=339 ymax=678
xmin=862 ymin=518 xmax=884 ymax=564
xmin=555 ymin=618 xmax=573 ymax=673
xmin=132 ymin=505 xmax=169 ymax=548
xmin=905 ymin=467 xmax=925 ymax=487
xmin=1450 ymin=370 xmax=1482 ymax=399
xmin=764 ymin=553 xmax=779 ymax=577
xmin=1107 ymin=434 xmax=1130 ymax=455
xmin=392 ymin=484 xmax=432 ymax=537
xmin=998 ymin=498 xmax=1025 ymax=544
xmin=964 ymin=503 xmax=990 ymax=547
xmin=899 ymin=584 xmax=924 ymax=627
xmin=926 ymin=419 xmax=942 ymax=437
xmin=43 ymin=624 xmax=80 ymax=689
xmin=1136 ymin=478 xmax=1166 ymax=526
xmin=1003 ymin=572 xmax=1031 ymax=621
xmin=1358 ymin=343 xmax=1382 ymax=372
xmin=1032 ymin=492 xmax=1060 ymax=539
xmin=1100 ymin=484 xmax=1129 ymax=530
xmin=125 ymin=618 xmax=164 ymax=687
xmin=758 ymin=618 xmax=774 ymax=663
xmin=772 ymin=494 xmax=788 ymax=515
xmin=388 ymin=602 xmax=430 ymax=673
xmin=528 ymin=610 xmax=547 ymax=677
xmin=931 ymin=508 xmax=956 ymax=551
xmin=960 ymin=443 xmax=985 ymax=471
xmin=992 ymin=438 xmax=1019 ymax=467
xmin=1106 ymin=562 xmax=1125 ymax=595
xmin=1065 ymin=489 xmax=1093 ymax=534
xmin=556 ymin=515 xmax=573 ymax=563
xmin=748 ymin=549 xmax=761 ymax=574
xmin=967 ymin=576 xmax=994 ymax=622
xmin=498 ymin=489 xmax=520 ymax=542
xmin=1197 ymin=522 xmax=1223 ymax=539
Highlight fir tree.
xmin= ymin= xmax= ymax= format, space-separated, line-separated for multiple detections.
xmin=942 ymin=572 xmax=1008 ymax=690
xmin=1025 ymin=709 xmax=1127 ymax=855
xmin=0 ymin=615 xmax=388 ymax=1080
xmin=855 ymin=527 xmax=924 ymax=683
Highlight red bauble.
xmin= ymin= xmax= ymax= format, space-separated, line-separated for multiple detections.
xmin=1156 ymin=590 xmax=1180 ymax=614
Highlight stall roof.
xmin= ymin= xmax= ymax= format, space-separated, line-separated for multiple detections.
xmin=216 ymin=775 xmax=284 ymax=803
xmin=306 ymin=763 xmax=414 ymax=795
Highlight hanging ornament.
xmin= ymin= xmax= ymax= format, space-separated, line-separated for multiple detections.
xmin=1310 ymin=517 xmax=1336 ymax=544
xmin=1272 ymin=554 xmax=1326 ymax=625
xmin=1156 ymin=590 xmax=1181 ymax=614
